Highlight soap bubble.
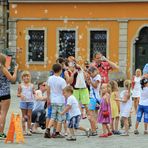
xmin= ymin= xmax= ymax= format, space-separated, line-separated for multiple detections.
xmin=44 ymin=9 xmax=48 ymax=14
xmin=12 ymin=4 xmax=17 ymax=9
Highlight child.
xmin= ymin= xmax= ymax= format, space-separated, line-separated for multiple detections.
xmin=60 ymin=86 xmax=90 ymax=141
xmin=86 ymin=66 xmax=101 ymax=136
xmin=98 ymin=83 xmax=112 ymax=138
xmin=116 ymin=80 xmax=132 ymax=136
xmin=17 ymin=71 xmax=35 ymax=136
xmin=0 ymin=53 xmax=18 ymax=139
xmin=132 ymin=69 xmax=142 ymax=113
xmin=109 ymin=80 xmax=120 ymax=134
xmin=44 ymin=63 xmax=67 ymax=138
xmin=134 ymin=77 xmax=148 ymax=135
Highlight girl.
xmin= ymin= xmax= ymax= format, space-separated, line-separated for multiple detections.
xmin=0 ymin=53 xmax=18 ymax=139
xmin=116 ymin=80 xmax=132 ymax=136
xmin=98 ymin=83 xmax=112 ymax=138
xmin=134 ymin=77 xmax=148 ymax=135
xmin=132 ymin=69 xmax=142 ymax=113
xmin=17 ymin=71 xmax=35 ymax=136
xmin=87 ymin=66 xmax=101 ymax=136
xmin=109 ymin=80 xmax=120 ymax=134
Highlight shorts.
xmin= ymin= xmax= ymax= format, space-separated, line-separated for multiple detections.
xmin=20 ymin=102 xmax=34 ymax=110
xmin=47 ymin=106 xmax=52 ymax=119
xmin=73 ymin=88 xmax=90 ymax=105
xmin=66 ymin=112 xmax=70 ymax=121
xmin=137 ymin=105 xmax=148 ymax=123
xmin=51 ymin=103 xmax=66 ymax=122
xmin=68 ymin=115 xmax=81 ymax=129
xmin=0 ymin=94 xmax=11 ymax=101
xmin=88 ymin=98 xmax=97 ymax=111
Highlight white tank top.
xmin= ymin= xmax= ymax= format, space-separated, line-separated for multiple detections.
xmin=21 ymin=83 xmax=34 ymax=102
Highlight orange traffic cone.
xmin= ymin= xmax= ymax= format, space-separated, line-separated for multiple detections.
xmin=5 ymin=113 xmax=15 ymax=143
xmin=15 ymin=114 xmax=24 ymax=143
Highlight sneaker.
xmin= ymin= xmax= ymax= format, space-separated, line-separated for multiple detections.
xmin=120 ymin=132 xmax=129 ymax=136
xmin=44 ymin=129 xmax=51 ymax=138
xmin=66 ymin=136 xmax=76 ymax=141
xmin=90 ymin=131 xmax=97 ymax=136
xmin=107 ymin=132 xmax=113 ymax=136
xmin=0 ymin=133 xmax=6 ymax=140
xmin=85 ymin=129 xmax=91 ymax=137
xmin=144 ymin=131 xmax=148 ymax=135
xmin=114 ymin=130 xmax=121 ymax=135
xmin=99 ymin=134 xmax=108 ymax=138
xmin=64 ymin=132 xmax=68 ymax=136
xmin=134 ymin=129 xmax=139 ymax=135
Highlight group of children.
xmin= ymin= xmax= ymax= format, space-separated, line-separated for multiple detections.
xmin=15 ymin=58 xmax=148 ymax=141
xmin=1 ymin=52 xmax=148 ymax=141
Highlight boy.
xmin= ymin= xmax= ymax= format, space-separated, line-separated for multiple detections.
xmin=44 ymin=63 xmax=67 ymax=138
xmin=60 ymin=86 xmax=90 ymax=141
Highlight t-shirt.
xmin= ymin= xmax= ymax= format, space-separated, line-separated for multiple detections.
xmin=90 ymin=74 xmax=101 ymax=102
xmin=93 ymin=61 xmax=112 ymax=83
xmin=33 ymin=90 xmax=46 ymax=111
xmin=47 ymin=75 xmax=67 ymax=104
xmin=139 ymin=87 xmax=148 ymax=106
xmin=67 ymin=95 xmax=81 ymax=118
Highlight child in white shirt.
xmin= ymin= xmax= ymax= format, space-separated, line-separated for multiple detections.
xmin=60 ymin=86 xmax=90 ymax=141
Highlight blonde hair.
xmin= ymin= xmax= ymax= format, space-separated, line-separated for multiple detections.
xmin=109 ymin=80 xmax=119 ymax=92
xmin=21 ymin=71 xmax=31 ymax=82
xmin=135 ymin=69 xmax=142 ymax=76
xmin=107 ymin=83 xmax=112 ymax=94
xmin=124 ymin=80 xmax=132 ymax=90
xmin=63 ymin=85 xmax=73 ymax=94
xmin=0 ymin=53 xmax=6 ymax=69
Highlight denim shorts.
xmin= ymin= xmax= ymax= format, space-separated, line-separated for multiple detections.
xmin=137 ymin=105 xmax=148 ymax=123
xmin=20 ymin=102 xmax=34 ymax=110
xmin=68 ymin=115 xmax=81 ymax=129
xmin=50 ymin=103 xmax=66 ymax=122
xmin=88 ymin=98 xmax=97 ymax=111
xmin=47 ymin=106 xmax=52 ymax=119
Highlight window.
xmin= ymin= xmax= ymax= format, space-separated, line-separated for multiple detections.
xmin=58 ymin=30 xmax=76 ymax=58
xmin=90 ymin=30 xmax=107 ymax=61
xmin=27 ymin=29 xmax=46 ymax=63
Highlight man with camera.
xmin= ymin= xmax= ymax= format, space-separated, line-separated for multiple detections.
xmin=92 ymin=52 xmax=119 ymax=83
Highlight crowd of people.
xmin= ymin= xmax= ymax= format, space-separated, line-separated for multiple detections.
xmin=0 ymin=52 xmax=148 ymax=141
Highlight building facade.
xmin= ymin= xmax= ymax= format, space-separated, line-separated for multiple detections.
xmin=0 ymin=0 xmax=8 ymax=52
xmin=8 ymin=0 xmax=148 ymax=80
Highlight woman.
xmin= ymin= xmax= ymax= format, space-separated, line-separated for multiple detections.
xmin=0 ymin=53 xmax=18 ymax=139
xmin=132 ymin=69 xmax=142 ymax=113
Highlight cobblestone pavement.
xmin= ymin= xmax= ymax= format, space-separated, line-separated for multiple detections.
xmin=0 ymin=84 xmax=148 ymax=148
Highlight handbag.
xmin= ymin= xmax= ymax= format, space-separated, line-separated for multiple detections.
xmin=102 ymin=103 xmax=109 ymax=118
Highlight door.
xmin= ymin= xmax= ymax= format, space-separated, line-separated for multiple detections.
xmin=135 ymin=27 xmax=148 ymax=71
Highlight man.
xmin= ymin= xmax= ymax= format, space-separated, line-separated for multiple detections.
xmin=92 ymin=52 xmax=119 ymax=83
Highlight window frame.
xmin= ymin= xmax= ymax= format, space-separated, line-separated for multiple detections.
xmin=56 ymin=28 xmax=78 ymax=58
xmin=26 ymin=28 xmax=47 ymax=65
xmin=87 ymin=28 xmax=109 ymax=61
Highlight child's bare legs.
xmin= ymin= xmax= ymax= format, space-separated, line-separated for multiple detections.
xmin=106 ymin=124 xmax=111 ymax=133
xmin=27 ymin=109 xmax=32 ymax=131
xmin=123 ymin=117 xmax=129 ymax=133
xmin=46 ymin=118 xmax=50 ymax=128
xmin=56 ymin=122 xmax=62 ymax=133
xmin=64 ymin=121 xmax=68 ymax=135
xmin=133 ymin=97 xmax=139 ymax=113
xmin=111 ymin=118 xmax=114 ymax=132
xmin=68 ymin=128 xmax=75 ymax=138
xmin=115 ymin=117 xmax=119 ymax=131
xmin=102 ymin=124 xmax=107 ymax=134
xmin=21 ymin=109 xmax=27 ymax=132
